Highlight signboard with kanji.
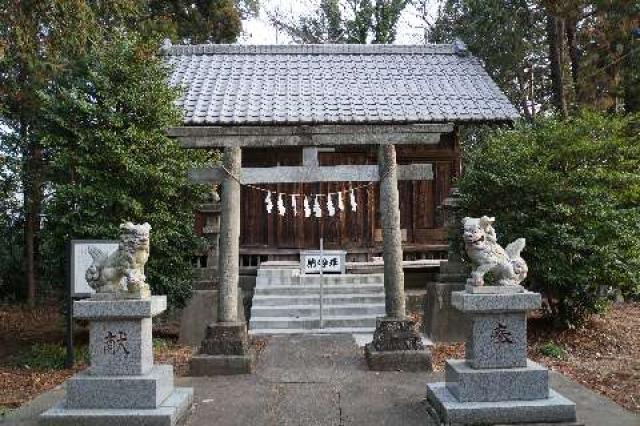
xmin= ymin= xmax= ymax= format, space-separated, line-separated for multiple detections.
xmin=300 ymin=250 xmax=346 ymax=274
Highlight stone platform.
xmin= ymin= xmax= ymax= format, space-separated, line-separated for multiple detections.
xmin=40 ymin=295 xmax=193 ymax=426
xmin=190 ymin=321 xmax=255 ymax=375
xmin=11 ymin=335 xmax=638 ymax=426
xmin=427 ymin=383 xmax=577 ymax=425
xmin=249 ymin=266 xmax=384 ymax=335
xmin=365 ymin=317 xmax=432 ymax=371
xmin=427 ymin=288 xmax=578 ymax=425
xmin=40 ymin=388 xmax=193 ymax=426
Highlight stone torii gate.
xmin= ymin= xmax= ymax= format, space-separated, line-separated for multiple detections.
xmin=170 ymin=123 xmax=449 ymax=374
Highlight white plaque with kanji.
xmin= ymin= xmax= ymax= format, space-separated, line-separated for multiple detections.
xmin=300 ymin=250 xmax=346 ymax=274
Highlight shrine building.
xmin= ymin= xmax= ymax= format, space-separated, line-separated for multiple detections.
xmin=163 ymin=43 xmax=519 ymax=341
xmin=165 ymin=43 xmax=517 ymax=265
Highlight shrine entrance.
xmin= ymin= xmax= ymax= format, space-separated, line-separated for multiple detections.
xmin=164 ymin=43 xmax=519 ymax=374
xmin=170 ymin=124 xmax=444 ymax=371
xmin=186 ymin=139 xmax=437 ymax=335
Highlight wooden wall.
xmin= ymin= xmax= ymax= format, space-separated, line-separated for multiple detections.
xmin=236 ymin=131 xmax=460 ymax=254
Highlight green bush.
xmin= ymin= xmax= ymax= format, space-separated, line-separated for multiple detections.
xmin=39 ymin=32 xmax=209 ymax=309
xmin=458 ymin=111 xmax=640 ymax=326
xmin=17 ymin=343 xmax=88 ymax=370
xmin=153 ymin=338 xmax=170 ymax=351
xmin=539 ymin=342 xmax=565 ymax=359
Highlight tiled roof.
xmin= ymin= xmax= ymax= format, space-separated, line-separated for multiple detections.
xmin=163 ymin=43 xmax=520 ymax=126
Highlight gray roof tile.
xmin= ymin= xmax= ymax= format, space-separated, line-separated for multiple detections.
xmin=163 ymin=44 xmax=520 ymax=126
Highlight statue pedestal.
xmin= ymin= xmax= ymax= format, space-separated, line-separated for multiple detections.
xmin=190 ymin=321 xmax=255 ymax=375
xmin=365 ymin=317 xmax=432 ymax=372
xmin=427 ymin=289 xmax=578 ymax=425
xmin=41 ymin=296 xmax=193 ymax=426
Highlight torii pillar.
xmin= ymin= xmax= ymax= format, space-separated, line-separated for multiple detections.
xmin=364 ymin=144 xmax=432 ymax=371
xmin=190 ymin=146 xmax=255 ymax=375
xmin=170 ymin=123 xmax=450 ymax=374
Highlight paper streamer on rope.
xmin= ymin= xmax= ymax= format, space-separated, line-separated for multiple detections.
xmin=303 ymin=196 xmax=311 ymax=218
xmin=349 ymin=188 xmax=357 ymax=212
xmin=291 ymin=195 xmax=298 ymax=216
xmin=327 ymin=193 xmax=336 ymax=217
xmin=265 ymin=190 xmax=274 ymax=214
xmin=277 ymin=193 xmax=286 ymax=216
xmin=337 ymin=192 xmax=345 ymax=211
xmin=313 ymin=195 xmax=322 ymax=217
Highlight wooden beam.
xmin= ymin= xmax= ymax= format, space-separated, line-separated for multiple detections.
xmin=188 ymin=164 xmax=433 ymax=184
xmin=168 ymin=124 xmax=453 ymax=148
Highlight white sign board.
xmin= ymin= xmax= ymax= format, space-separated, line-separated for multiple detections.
xmin=300 ymin=250 xmax=346 ymax=274
xmin=71 ymin=240 xmax=119 ymax=297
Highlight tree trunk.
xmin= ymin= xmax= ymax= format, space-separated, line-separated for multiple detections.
xmin=23 ymin=130 xmax=43 ymax=308
xmin=546 ymin=13 xmax=568 ymax=118
xmin=566 ymin=18 xmax=581 ymax=101
xmin=516 ymin=72 xmax=533 ymax=121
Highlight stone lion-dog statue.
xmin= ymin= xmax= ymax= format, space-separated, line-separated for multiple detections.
xmin=462 ymin=216 xmax=528 ymax=287
xmin=85 ymin=222 xmax=152 ymax=298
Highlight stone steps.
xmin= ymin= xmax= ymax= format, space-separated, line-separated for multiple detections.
xmin=252 ymin=293 xmax=385 ymax=306
xmin=251 ymin=303 xmax=386 ymax=318
xmin=255 ymin=284 xmax=384 ymax=296
xmin=255 ymin=275 xmax=384 ymax=286
xmin=249 ymin=314 xmax=379 ymax=330
xmin=249 ymin=268 xmax=385 ymax=335
xmin=250 ymin=327 xmax=376 ymax=335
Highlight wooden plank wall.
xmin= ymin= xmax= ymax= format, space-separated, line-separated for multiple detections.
xmin=238 ymin=132 xmax=459 ymax=251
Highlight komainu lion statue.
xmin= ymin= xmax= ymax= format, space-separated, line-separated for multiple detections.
xmin=85 ymin=222 xmax=152 ymax=297
xmin=462 ymin=216 xmax=528 ymax=287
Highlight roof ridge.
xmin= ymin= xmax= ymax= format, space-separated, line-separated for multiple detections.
xmin=161 ymin=43 xmax=459 ymax=56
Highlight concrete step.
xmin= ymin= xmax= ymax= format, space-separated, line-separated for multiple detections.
xmin=256 ymin=274 xmax=384 ymax=286
xmin=256 ymin=276 xmax=301 ymax=286
xmin=251 ymin=267 xmax=386 ymax=335
xmin=256 ymin=275 xmax=384 ymax=286
xmin=250 ymin=303 xmax=386 ymax=318
xmin=254 ymin=284 xmax=383 ymax=296
xmin=249 ymin=315 xmax=379 ymax=330
xmin=257 ymin=268 xmax=301 ymax=279
xmin=249 ymin=326 xmax=376 ymax=335
xmin=252 ymin=293 xmax=385 ymax=306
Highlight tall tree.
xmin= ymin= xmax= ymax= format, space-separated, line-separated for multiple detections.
xmin=431 ymin=0 xmax=639 ymax=117
xmin=40 ymin=32 xmax=207 ymax=307
xmin=0 ymin=0 xmax=97 ymax=306
xmin=269 ymin=0 xmax=408 ymax=44
xmin=545 ymin=10 xmax=569 ymax=118
xmin=0 ymin=138 xmax=22 ymax=300
xmin=372 ymin=0 xmax=408 ymax=43
xmin=148 ymin=0 xmax=245 ymax=44
xmin=577 ymin=0 xmax=640 ymax=112
xmin=1 ymin=0 xmax=241 ymax=305
xmin=430 ymin=0 xmax=549 ymax=120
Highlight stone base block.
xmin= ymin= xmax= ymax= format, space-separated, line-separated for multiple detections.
xmin=190 ymin=352 xmax=255 ymax=376
xmin=73 ymin=296 xmax=167 ymax=319
xmin=465 ymin=312 xmax=528 ymax=369
xmin=427 ymin=383 xmax=577 ymax=425
xmin=364 ymin=345 xmax=432 ymax=372
xmin=178 ymin=291 xmax=247 ymax=346
xmin=424 ymin=281 xmax=470 ymax=343
xmin=199 ymin=321 xmax=251 ymax=355
xmin=452 ymin=291 xmax=541 ymax=313
xmin=464 ymin=284 xmax=524 ymax=294
xmin=66 ymin=365 xmax=174 ymax=409
xmin=445 ymin=359 xmax=548 ymax=402
xmin=495 ymin=423 xmax=584 ymax=426
xmin=369 ymin=317 xmax=424 ymax=351
xmin=40 ymin=387 xmax=193 ymax=426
